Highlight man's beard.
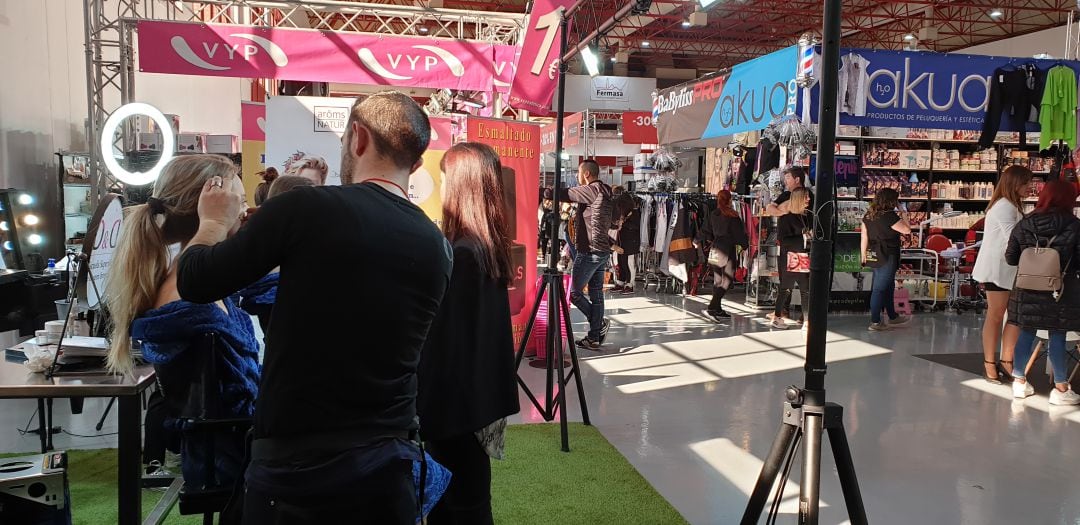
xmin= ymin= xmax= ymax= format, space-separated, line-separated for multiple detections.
xmin=340 ymin=150 xmax=354 ymax=185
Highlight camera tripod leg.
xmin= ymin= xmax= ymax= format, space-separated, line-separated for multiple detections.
xmin=559 ymin=280 xmax=590 ymax=426
xmin=799 ymin=411 xmax=824 ymax=525
xmin=827 ymin=422 xmax=868 ymax=525
xmin=740 ymin=420 xmax=799 ymax=525
xmin=515 ymin=278 xmax=549 ymax=371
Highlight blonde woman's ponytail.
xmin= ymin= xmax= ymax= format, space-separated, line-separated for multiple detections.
xmin=106 ymin=204 xmax=170 ymax=375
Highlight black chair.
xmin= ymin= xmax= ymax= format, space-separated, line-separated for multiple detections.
xmin=144 ymin=333 xmax=252 ymax=525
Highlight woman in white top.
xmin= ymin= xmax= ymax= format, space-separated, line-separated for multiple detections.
xmin=971 ymin=166 xmax=1033 ymax=384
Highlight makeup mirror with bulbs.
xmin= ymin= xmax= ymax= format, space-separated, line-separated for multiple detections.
xmin=0 ymin=189 xmax=45 ymax=271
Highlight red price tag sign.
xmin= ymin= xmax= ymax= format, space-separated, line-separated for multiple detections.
xmin=622 ymin=112 xmax=658 ymax=144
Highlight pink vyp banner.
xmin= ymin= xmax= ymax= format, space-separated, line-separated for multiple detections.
xmin=138 ymin=21 xmax=496 ymax=91
xmin=507 ymin=0 xmax=576 ymax=115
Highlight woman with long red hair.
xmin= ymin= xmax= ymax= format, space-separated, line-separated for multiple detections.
xmin=1005 ymin=179 xmax=1080 ymax=405
xmin=695 ymin=190 xmax=748 ymax=321
xmin=417 ymin=142 xmax=521 ymax=523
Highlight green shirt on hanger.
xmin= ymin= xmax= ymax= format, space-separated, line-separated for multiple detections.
xmin=1039 ymin=65 xmax=1077 ymax=150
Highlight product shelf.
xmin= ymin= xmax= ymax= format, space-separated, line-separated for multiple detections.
xmin=931 ymin=169 xmax=998 ymax=174
xmin=862 ymin=166 xmax=931 ymax=171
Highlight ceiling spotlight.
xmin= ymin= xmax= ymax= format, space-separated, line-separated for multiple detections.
xmin=22 ymin=214 xmax=39 ymax=226
xmin=418 ymin=26 xmax=430 ymax=33
xmin=2 ymin=241 xmax=11 ymax=251
xmin=28 ymin=234 xmax=42 ymax=245
xmin=989 ymin=9 xmax=1003 ymax=19
xmin=681 ymin=21 xmax=691 ymax=28
xmin=699 ymin=0 xmax=719 ymax=6
xmin=610 ymin=56 xmax=617 ymax=63
xmin=17 ymin=194 xmax=32 ymax=206
xmin=641 ymin=41 xmax=651 ymax=48
xmin=0 ymin=221 xmax=7 ymax=231
xmin=903 ymin=34 xmax=916 ymax=41
xmin=581 ymin=45 xmax=601 ymax=77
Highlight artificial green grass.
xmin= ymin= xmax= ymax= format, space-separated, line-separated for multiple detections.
xmin=10 ymin=423 xmax=686 ymax=524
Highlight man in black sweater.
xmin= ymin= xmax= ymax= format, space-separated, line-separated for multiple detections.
xmin=558 ymin=159 xmax=614 ymax=350
xmin=177 ymin=93 xmax=452 ymax=524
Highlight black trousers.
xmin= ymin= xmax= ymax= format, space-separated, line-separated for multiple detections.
xmin=425 ymin=434 xmax=493 ymax=525
xmin=775 ymin=264 xmax=810 ymax=322
xmin=616 ymin=253 xmax=631 ymax=284
xmin=142 ymin=390 xmax=179 ymax=469
xmin=241 ymin=459 xmax=416 ymax=525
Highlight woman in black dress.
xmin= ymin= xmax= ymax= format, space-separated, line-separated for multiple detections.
xmin=773 ymin=188 xmax=812 ymax=329
xmin=417 ymin=142 xmax=521 ymax=524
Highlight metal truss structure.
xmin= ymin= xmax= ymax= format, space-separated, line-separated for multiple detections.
xmin=565 ymin=0 xmax=1077 ymax=71
xmin=82 ymin=0 xmax=526 ymax=199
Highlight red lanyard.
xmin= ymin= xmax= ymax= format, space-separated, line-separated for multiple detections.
xmin=365 ymin=178 xmax=408 ymax=199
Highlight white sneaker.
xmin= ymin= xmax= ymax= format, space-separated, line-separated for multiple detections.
xmin=1013 ymin=380 xmax=1035 ymax=399
xmin=1050 ymin=386 xmax=1080 ymax=406
xmin=772 ymin=317 xmax=788 ymax=330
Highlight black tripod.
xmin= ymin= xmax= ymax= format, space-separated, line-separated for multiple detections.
xmin=741 ymin=2 xmax=867 ymax=524
xmin=511 ymin=4 xmax=592 ymax=453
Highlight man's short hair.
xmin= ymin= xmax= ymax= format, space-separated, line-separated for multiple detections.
xmin=349 ymin=92 xmax=431 ymax=171
xmin=783 ymin=166 xmax=807 ymax=187
xmin=580 ymin=159 xmax=600 ymax=179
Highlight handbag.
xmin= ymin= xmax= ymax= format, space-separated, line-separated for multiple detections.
xmin=786 ymin=251 xmax=810 ymax=273
xmin=1014 ymin=235 xmax=1068 ymax=299
xmin=708 ymin=247 xmax=728 ymax=267
xmin=863 ymin=239 xmax=886 ymax=268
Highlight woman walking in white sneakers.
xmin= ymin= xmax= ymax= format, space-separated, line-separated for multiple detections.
xmin=1005 ymin=179 xmax=1080 ymax=406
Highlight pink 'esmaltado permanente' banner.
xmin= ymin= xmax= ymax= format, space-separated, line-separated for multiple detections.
xmin=138 ymin=21 xmax=497 ymax=91
xmin=507 ymin=0 xmax=576 ymax=115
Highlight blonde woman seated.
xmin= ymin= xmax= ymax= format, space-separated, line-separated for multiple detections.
xmin=106 ymin=155 xmax=260 ymax=488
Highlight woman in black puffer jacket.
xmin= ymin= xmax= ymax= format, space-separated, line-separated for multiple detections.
xmin=1004 ymin=179 xmax=1080 ymax=406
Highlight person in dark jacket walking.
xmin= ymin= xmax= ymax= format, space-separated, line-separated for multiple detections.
xmin=612 ymin=190 xmax=640 ymax=294
xmin=696 ymin=190 xmax=748 ymax=321
xmin=1005 ymin=179 xmax=1080 ymax=405
xmin=557 ymin=159 xmax=615 ymax=350
xmin=418 ymin=143 xmax=521 ymax=524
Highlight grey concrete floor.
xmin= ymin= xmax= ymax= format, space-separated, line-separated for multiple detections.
xmin=3 ymin=288 xmax=1078 ymax=524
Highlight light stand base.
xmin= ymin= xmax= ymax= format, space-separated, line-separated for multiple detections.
xmin=741 ymin=399 xmax=867 ymax=525
xmin=514 ymin=268 xmax=591 ymax=452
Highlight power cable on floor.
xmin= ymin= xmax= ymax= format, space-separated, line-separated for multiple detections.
xmin=16 ymin=407 xmax=39 ymax=436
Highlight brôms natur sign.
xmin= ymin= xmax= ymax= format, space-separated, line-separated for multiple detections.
xmin=653 ymin=46 xmax=798 ymax=144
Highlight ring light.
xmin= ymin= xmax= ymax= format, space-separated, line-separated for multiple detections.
xmin=100 ymin=103 xmax=176 ymax=186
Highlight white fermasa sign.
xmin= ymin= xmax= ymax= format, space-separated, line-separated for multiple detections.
xmin=591 ymin=76 xmax=630 ymax=102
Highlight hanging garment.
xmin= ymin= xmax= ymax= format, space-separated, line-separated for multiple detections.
xmin=659 ymin=200 xmax=678 ymax=276
xmin=668 ymin=202 xmax=696 ymax=283
xmin=1040 ymin=65 xmax=1078 ymax=150
xmin=979 ymin=64 xmax=1045 ymax=148
xmin=838 ymin=53 xmax=871 ymax=116
xmin=654 ymin=198 xmax=670 ymax=253
xmin=640 ymin=195 xmax=653 ymax=252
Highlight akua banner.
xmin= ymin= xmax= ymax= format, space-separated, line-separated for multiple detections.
xmin=803 ymin=48 xmax=1080 ymax=131
xmin=138 ymin=21 xmax=508 ymax=92
xmin=653 ymin=46 xmax=798 ymax=144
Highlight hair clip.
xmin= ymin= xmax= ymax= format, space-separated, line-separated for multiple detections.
xmin=146 ymin=197 xmax=168 ymax=215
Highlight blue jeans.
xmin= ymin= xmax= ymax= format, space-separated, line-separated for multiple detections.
xmin=869 ymin=255 xmax=899 ymax=324
xmin=571 ymin=252 xmax=609 ymax=340
xmin=1013 ymin=329 xmax=1070 ymax=384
